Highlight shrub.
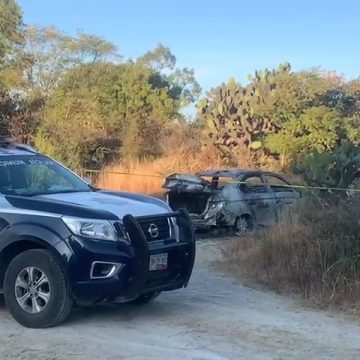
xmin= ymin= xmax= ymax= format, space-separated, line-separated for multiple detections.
xmin=222 ymin=196 xmax=360 ymax=314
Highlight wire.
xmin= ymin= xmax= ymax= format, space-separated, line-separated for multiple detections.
xmin=81 ymin=169 xmax=360 ymax=193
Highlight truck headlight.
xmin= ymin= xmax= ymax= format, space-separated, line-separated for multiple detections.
xmin=62 ymin=216 xmax=118 ymax=241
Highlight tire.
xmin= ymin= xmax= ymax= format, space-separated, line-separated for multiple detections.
xmin=3 ymin=249 xmax=73 ymax=328
xmin=128 ymin=292 xmax=161 ymax=305
xmin=234 ymin=216 xmax=254 ymax=236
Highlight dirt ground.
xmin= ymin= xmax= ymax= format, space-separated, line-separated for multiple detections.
xmin=0 ymin=239 xmax=360 ymax=360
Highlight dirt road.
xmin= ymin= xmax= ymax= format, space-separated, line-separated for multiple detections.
xmin=0 ymin=239 xmax=360 ymax=360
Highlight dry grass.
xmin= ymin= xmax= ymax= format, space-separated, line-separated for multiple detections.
xmin=222 ymin=197 xmax=360 ymax=315
xmin=93 ymin=142 xmax=249 ymax=195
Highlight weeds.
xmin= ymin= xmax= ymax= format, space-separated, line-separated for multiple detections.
xmin=222 ymin=196 xmax=360 ymax=315
xmin=94 ymin=142 xmax=244 ymax=195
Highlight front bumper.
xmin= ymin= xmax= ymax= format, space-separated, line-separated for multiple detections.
xmin=64 ymin=210 xmax=196 ymax=303
xmin=190 ymin=213 xmax=217 ymax=228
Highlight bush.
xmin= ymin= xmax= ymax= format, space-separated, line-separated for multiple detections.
xmin=222 ymin=196 xmax=360 ymax=314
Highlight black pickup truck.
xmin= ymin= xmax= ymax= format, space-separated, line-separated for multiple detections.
xmin=0 ymin=138 xmax=195 ymax=328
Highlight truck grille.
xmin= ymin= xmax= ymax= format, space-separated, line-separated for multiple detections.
xmin=137 ymin=217 xmax=171 ymax=242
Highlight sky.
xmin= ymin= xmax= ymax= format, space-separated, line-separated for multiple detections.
xmin=18 ymin=0 xmax=360 ymax=93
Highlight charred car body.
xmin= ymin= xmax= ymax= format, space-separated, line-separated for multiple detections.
xmin=164 ymin=169 xmax=300 ymax=234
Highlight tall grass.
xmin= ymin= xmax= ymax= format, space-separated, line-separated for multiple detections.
xmin=223 ymin=196 xmax=360 ymax=314
xmin=96 ymin=141 xmax=249 ymax=196
xmin=84 ymin=124 xmax=262 ymax=195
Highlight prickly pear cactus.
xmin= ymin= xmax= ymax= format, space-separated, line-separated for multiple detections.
xmin=198 ymin=63 xmax=290 ymax=158
xmin=294 ymin=141 xmax=360 ymax=189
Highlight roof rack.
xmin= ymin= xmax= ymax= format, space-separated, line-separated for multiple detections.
xmin=0 ymin=136 xmax=38 ymax=154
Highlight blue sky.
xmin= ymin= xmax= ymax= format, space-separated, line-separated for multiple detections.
xmin=18 ymin=0 xmax=360 ymax=92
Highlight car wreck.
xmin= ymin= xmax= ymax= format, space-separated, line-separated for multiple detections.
xmin=163 ymin=169 xmax=300 ymax=235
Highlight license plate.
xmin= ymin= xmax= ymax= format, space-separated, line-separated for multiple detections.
xmin=149 ymin=253 xmax=168 ymax=271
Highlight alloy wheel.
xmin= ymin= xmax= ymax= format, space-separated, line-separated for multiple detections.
xmin=14 ymin=266 xmax=51 ymax=314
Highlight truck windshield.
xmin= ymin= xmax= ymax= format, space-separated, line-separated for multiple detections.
xmin=0 ymin=155 xmax=92 ymax=196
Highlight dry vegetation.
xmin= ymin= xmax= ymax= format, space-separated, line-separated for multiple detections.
xmin=94 ymin=126 xmax=250 ymax=195
xmin=222 ymin=196 xmax=360 ymax=315
xmin=98 ymin=151 xmax=222 ymax=195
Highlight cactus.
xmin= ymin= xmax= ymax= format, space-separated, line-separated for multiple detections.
xmin=198 ymin=64 xmax=289 ymax=158
xmin=294 ymin=141 xmax=360 ymax=189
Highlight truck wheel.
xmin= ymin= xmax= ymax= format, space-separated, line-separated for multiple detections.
xmin=3 ymin=249 xmax=73 ymax=328
xmin=128 ymin=292 xmax=160 ymax=305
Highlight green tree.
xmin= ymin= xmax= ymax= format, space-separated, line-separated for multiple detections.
xmin=36 ymin=55 xmax=196 ymax=169
xmin=265 ymin=106 xmax=356 ymax=164
xmin=137 ymin=43 xmax=176 ymax=71
xmin=2 ymin=25 xmax=118 ymax=143
xmin=0 ymin=0 xmax=23 ymax=138
xmin=258 ymin=69 xmax=341 ymax=126
xmin=0 ymin=0 xmax=22 ymax=65
xmin=21 ymin=25 xmax=118 ymax=97
xmin=138 ymin=44 xmax=201 ymax=106
xmin=264 ymin=73 xmax=360 ymax=166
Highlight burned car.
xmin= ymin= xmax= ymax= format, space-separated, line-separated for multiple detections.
xmin=163 ymin=169 xmax=300 ymax=234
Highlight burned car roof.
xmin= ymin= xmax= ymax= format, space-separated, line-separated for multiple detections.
xmin=164 ymin=169 xmax=294 ymax=194
xmin=198 ymin=168 xmax=268 ymax=178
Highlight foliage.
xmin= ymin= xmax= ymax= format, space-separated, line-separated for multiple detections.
xmin=20 ymin=26 xmax=119 ymax=96
xmin=0 ymin=0 xmax=23 ymax=138
xmin=0 ymin=17 xmax=201 ymax=170
xmin=1 ymin=24 xmax=119 ymax=147
xmin=0 ymin=0 xmax=22 ymax=65
xmin=138 ymin=44 xmax=201 ymax=106
xmin=265 ymin=106 xmax=355 ymax=163
xmin=293 ymin=141 xmax=360 ymax=189
xmin=0 ymin=91 xmax=44 ymax=142
xmin=137 ymin=43 xmax=176 ymax=71
xmin=198 ymin=64 xmax=292 ymax=161
xmin=36 ymin=57 xmax=196 ymax=169
xmin=199 ymin=64 xmax=360 ymax=171
xmin=222 ymin=197 xmax=360 ymax=313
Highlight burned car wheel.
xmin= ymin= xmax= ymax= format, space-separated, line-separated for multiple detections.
xmin=235 ymin=216 xmax=254 ymax=236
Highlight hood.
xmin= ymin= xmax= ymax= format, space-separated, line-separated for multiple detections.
xmin=36 ymin=191 xmax=170 ymax=219
xmin=5 ymin=191 xmax=170 ymax=220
